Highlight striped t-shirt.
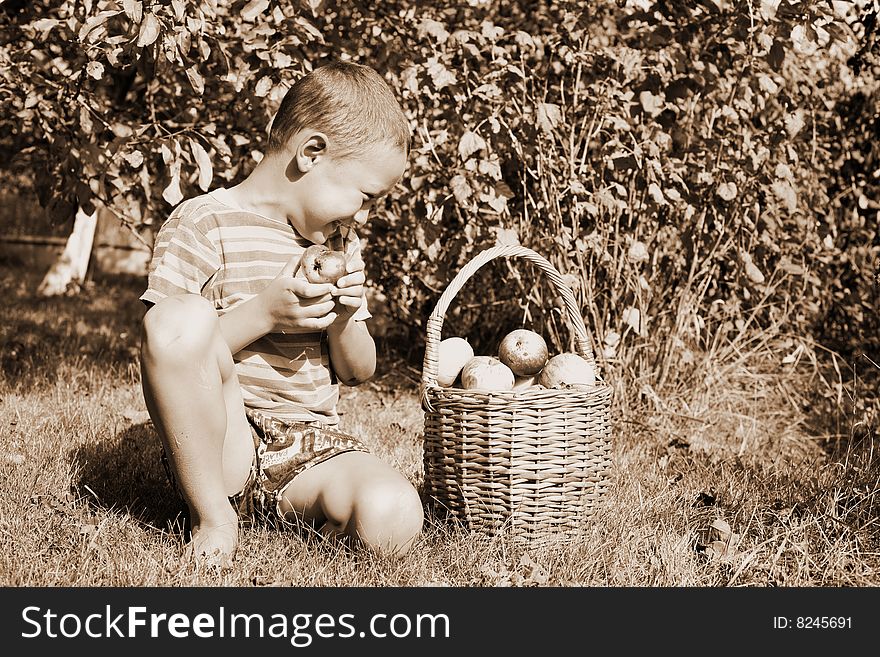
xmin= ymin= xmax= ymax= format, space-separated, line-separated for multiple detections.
xmin=140 ymin=188 xmax=371 ymax=426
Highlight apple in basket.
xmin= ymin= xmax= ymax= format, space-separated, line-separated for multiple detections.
xmin=436 ymin=336 xmax=475 ymax=387
xmin=460 ymin=356 xmax=515 ymax=391
xmin=301 ymin=244 xmax=347 ymax=284
xmin=498 ymin=328 xmax=549 ymax=376
xmin=513 ymin=374 xmax=538 ymax=391
xmin=537 ymin=352 xmax=596 ymax=388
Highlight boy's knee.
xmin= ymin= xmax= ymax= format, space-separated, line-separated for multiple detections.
xmin=142 ymin=295 xmax=219 ymax=361
xmin=353 ymin=477 xmax=424 ymax=555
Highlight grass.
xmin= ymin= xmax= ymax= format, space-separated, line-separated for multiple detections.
xmin=1 ymin=257 xmax=878 ymax=587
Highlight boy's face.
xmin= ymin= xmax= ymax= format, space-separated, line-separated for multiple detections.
xmin=290 ymin=139 xmax=407 ymax=245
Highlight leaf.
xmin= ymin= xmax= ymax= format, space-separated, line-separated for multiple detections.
xmin=771 ymin=180 xmax=797 ymax=213
xmin=458 ymin=130 xmax=486 ymax=160
xmin=186 ymin=66 xmax=205 ymax=95
xmin=294 ymin=16 xmax=324 ymax=42
xmin=86 ymin=61 xmax=104 ymax=80
xmin=79 ymin=104 xmax=94 ymax=134
xmin=160 ymin=142 xmax=174 ymax=164
xmin=824 ymin=21 xmax=851 ymax=46
xmin=241 ymin=0 xmax=270 ymax=22
xmin=477 ymin=159 xmax=502 ymax=180
xmin=774 ymin=162 xmax=793 ymax=180
xmin=648 ymin=182 xmax=666 ymax=205
xmin=536 ymin=102 xmax=561 ymax=134
xmin=163 ymin=166 xmax=183 ymax=205
xmin=450 ymin=174 xmax=472 ymax=205
xmin=768 ymin=39 xmax=785 ymax=70
xmin=757 ymin=74 xmax=778 ymax=95
xmin=123 ymin=150 xmax=144 ymax=168
xmin=746 ymin=262 xmax=765 ymax=284
xmin=418 ymin=18 xmax=449 ymax=43
xmin=482 ymin=189 xmax=508 ymax=213
xmin=493 ymin=226 xmax=519 ymax=246
xmin=139 ymin=165 xmax=152 ymax=197
xmin=79 ymin=10 xmax=122 ymax=43
xmin=716 ymin=182 xmax=737 ymax=201
xmin=426 ymin=58 xmax=457 ymax=90
xmin=254 ymin=76 xmax=273 ymax=97
xmin=611 ymin=155 xmax=638 ymax=171
xmin=163 ymin=139 xmax=183 ymax=205
xmin=709 ymin=518 xmax=733 ymax=542
xmin=122 ymin=0 xmax=143 ymax=23
xmin=495 ymin=180 xmax=514 ymax=199
xmin=32 ymin=18 xmax=61 ymax=33
xmin=628 ymin=240 xmax=649 ymax=264
xmin=189 ymin=138 xmax=213 ymax=191
xmin=137 ymin=13 xmax=161 ymax=47
xmin=515 ymin=30 xmax=536 ymax=49
xmin=472 ymin=83 xmax=502 ymax=99
xmin=622 ymin=307 xmax=646 ymax=337
xmin=604 ymin=331 xmax=621 ymax=348
xmin=171 ymin=0 xmax=186 ymax=21
xmin=481 ymin=20 xmax=504 ymax=40
xmin=639 ymin=90 xmax=665 ymax=117
xmin=784 ymin=110 xmax=805 ymax=137
xmin=198 ymin=37 xmax=211 ymax=61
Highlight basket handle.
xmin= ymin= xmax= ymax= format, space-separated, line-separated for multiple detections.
xmin=421 ymin=244 xmax=595 ymax=391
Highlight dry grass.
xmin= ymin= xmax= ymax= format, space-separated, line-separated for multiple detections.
xmin=1 ymin=259 xmax=878 ymax=587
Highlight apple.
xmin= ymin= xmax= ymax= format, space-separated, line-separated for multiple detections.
xmin=513 ymin=374 xmax=537 ymax=391
xmin=537 ymin=352 xmax=596 ymax=388
xmin=460 ymin=356 xmax=515 ymax=391
xmin=498 ymin=328 xmax=549 ymax=376
xmin=437 ymin=336 xmax=475 ymax=387
xmin=301 ymin=244 xmax=347 ymax=284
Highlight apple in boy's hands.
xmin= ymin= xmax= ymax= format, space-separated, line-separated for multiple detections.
xmin=498 ymin=329 xmax=549 ymax=376
xmin=537 ymin=352 xmax=596 ymax=388
xmin=301 ymin=244 xmax=347 ymax=284
xmin=460 ymin=356 xmax=515 ymax=391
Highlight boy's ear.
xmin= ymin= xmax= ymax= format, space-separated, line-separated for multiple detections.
xmin=296 ymin=132 xmax=328 ymax=172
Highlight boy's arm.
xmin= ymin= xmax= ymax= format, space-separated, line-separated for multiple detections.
xmin=219 ymin=254 xmax=339 ymax=355
xmin=326 ymin=318 xmax=376 ymax=386
xmin=217 ymin=296 xmax=274 ymax=355
xmin=324 ymin=237 xmax=375 ymax=386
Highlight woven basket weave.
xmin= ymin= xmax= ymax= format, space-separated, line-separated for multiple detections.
xmin=420 ymin=244 xmax=613 ymax=541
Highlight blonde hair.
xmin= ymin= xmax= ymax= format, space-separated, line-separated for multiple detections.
xmin=267 ymin=61 xmax=411 ymax=158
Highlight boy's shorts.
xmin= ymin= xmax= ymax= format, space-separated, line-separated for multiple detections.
xmin=161 ymin=408 xmax=370 ymax=524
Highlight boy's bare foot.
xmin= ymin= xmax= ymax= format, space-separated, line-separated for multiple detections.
xmin=185 ymin=515 xmax=239 ymax=568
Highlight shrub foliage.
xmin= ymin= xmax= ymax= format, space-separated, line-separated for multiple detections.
xmin=1 ymin=0 xmax=877 ymax=381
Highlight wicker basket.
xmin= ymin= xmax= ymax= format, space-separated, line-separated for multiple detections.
xmin=420 ymin=244 xmax=613 ymax=541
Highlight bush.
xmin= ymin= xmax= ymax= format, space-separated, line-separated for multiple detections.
xmin=318 ymin=1 xmax=878 ymax=386
xmin=2 ymin=0 xmax=878 ymax=388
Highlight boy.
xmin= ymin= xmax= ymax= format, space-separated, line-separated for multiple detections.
xmin=139 ymin=61 xmax=423 ymax=566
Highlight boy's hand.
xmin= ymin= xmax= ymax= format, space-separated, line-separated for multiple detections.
xmin=330 ymin=253 xmax=366 ymax=324
xmin=258 ymin=254 xmax=338 ymax=332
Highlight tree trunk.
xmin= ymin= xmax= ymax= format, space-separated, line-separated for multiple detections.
xmin=37 ymin=207 xmax=98 ymax=296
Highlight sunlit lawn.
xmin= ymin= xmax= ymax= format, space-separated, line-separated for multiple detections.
xmin=1 ymin=259 xmax=878 ymax=586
